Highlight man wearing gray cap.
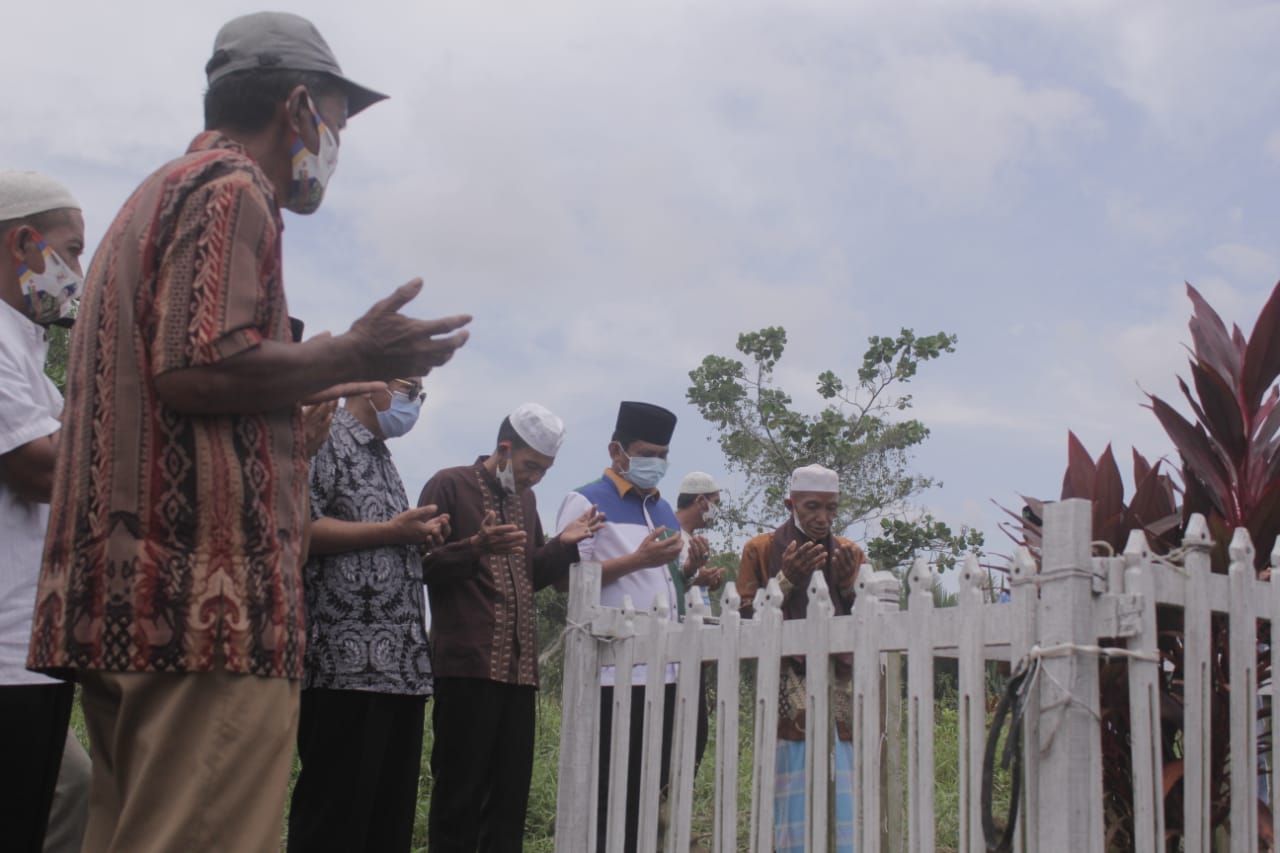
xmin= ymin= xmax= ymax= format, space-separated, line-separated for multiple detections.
xmin=0 ymin=170 xmax=89 ymax=853
xmin=26 ymin=13 xmax=471 ymax=853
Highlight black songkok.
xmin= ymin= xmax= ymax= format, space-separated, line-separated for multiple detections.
xmin=615 ymin=401 xmax=677 ymax=446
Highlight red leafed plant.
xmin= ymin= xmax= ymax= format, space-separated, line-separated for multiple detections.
xmin=1006 ymin=282 xmax=1280 ymax=850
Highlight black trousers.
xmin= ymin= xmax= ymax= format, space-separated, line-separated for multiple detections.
xmin=287 ymin=687 xmax=426 ymax=853
xmin=597 ymin=683 xmax=677 ymax=853
xmin=428 ymin=677 xmax=537 ymax=853
xmin=0 ymin=681 xmax=74 ymax=853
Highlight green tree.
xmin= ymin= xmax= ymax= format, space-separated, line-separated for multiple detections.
xmin=686 ymin=326 xmax=982 ymax=571
xmin=43 ymin=325 xmax=70 ymax=393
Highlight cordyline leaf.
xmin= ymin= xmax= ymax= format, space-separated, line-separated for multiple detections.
xmin=1146 ymin=510 xmax=1182 ymax=539
xmin=1186 ymin=282 xmax=1241 ymax=387
xmin=1062 ymin=431 xmax=1096 ymax=500
xmin=1245 ymin=479 xmax=1280 ymax=569
xmin=1094 ymin=444 xmax=1126 ymax=549
xmin=1177 ymin=375 xmax=1213 ymax=434
xmin=1129 ymin=459 xmax=1175 ymax=527
xmin=1133 ymin=448 xmax=1153 ymax=486
xmin=1189 ymin=358 xmax=1247 ymax=465
xmin=1162 ymin=760 xmax=1183 ymax=799
xmin=1241 ymin=280 xmax=1280 ymax=412
xmin=1254 ymin=387 xmax=1280 ymax=447
xmin=1149 ymin=395 xmax=1233 ymax=520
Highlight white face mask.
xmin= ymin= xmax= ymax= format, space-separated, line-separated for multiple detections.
xmin=701 ymin=500 xmax=721 ymax=526
xmin=17 ymin=236 xmax=82 ymax=326
xmin=496 ymin=458 xmax=517 ymax=495
xmin=285 ymin=98 xmax=339 ymax=214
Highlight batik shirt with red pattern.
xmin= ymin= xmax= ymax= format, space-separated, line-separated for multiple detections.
xmin=27 ymin=132 xmax=309 ymax=679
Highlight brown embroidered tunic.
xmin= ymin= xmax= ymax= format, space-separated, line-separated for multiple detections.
xmin=418 ymin=459 xmax=578 ymax=687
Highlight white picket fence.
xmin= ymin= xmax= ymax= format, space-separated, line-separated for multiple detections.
xmin=553 ymin=498 xmax=1279 ymax=852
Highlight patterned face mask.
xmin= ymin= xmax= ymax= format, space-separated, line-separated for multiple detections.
xmin=284 ymin=97 xmax=339 ymax=214
xmin=17 ymin=235 xmax=82 ymax=326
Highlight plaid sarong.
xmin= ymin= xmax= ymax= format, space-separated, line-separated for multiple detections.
xmin=773 ymin=736 xmax=855 ymax=852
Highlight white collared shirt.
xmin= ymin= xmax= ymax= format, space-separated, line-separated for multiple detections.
xmin=0 ymin=300 xmax=62 ymax=685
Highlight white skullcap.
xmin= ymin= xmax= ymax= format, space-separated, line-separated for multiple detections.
xmin=790 ymin=463 xmax=839 ymax=494
xmin=0 ymin=171 xmax=80 ymax=221
xmin=678 ymin=472 xmax=721 ymax=495
xmin=509 ymin=403 xmax=565 ymax=457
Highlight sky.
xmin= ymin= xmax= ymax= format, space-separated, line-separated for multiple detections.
xmin=7 ymin=0 xmax=1280 ymax=577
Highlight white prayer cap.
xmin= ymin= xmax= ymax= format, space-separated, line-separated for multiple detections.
xmin=0 ymin=171 xmax=80 ymax=221
xmin=678 ymin=472 xmax=721 ymax=495
xmin=509 ymin=403 xmax=565 ymax=457
xmin=789 ymin=463 xmax=839 ymax=494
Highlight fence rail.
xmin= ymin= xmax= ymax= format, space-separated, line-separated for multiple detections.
xmin=554 ymin=498 xmax=1280 ymax=852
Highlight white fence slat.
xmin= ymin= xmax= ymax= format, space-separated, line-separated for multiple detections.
xmin=956 ymin=555 xmax=986 ymax=853
xmin=1035 ymin=499 xmax=1103 ymax=853
xmin=750 ymin=581 xmax=784 ymax=853
xmin=805 ymin=572 xmax=835 ymax=851
xmin=906 ymin=558 xmax=936 ymax=853
xmin=1122 ymin=530 xmax=1166 ymax=852
xmin=854 ymin=570 xmax=898 ymax=853
xmin=636 ymin=593 xmax=672 ymax=853
xmin=604 ymin=596 xmax=638 ymax=853
xmin=667 ymin=591 xmax=708 ymax=853
xmin=714 ymin=584 xmax=742 ymax=853
xmin=1183 ymin=515 xmax=1213 ymax=853
xmin=1008 ymin=546 xmax=1037 ymax=853
xmin=556 ymin=563 xmax=604 ymax=853
xmin=1228 ymin=529 xmax=1259 ymax=853
xmin=883 ymin=649 xmax=904 ymax=853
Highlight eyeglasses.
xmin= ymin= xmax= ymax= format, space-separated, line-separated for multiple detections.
xmin=389 ymin=379 xmax=426 ymax=404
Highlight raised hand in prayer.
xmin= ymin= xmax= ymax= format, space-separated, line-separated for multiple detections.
xmin=682 ymin=534 xmax=711 ymax=577
xmin=474 ymin=510 xmax=528 ymax=555
xmin=832 ymin=542 xmax=860 ymax=591
xmin=558 ymin=505 xmax=605 ymax=545
xmin=390 ymin=504 xmax=451 ymax=548
xmin=346 ymin=280 xmax=472 ymax=379
xmin=780 ymin=539 xmax=826 ymax=588
xmin=631 ymin=526 xmax=684 ymax=570
xmin=302 ymin=399 xmax=338 ymax=458
xmin=691 ymin=565 xmax=727 ymax=591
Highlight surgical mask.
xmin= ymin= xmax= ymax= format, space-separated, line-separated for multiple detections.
xmin=701 ymin=501 xmax=721 ymax=526
xmin=285 ymin=98 xmax=339 ymax=214
xmin=792 ymin=511 xmax=811 ymax=539
xmin=17 ymin=236 xmax=81 ymax=326
xmin=376 ymin=392 xmax=421 ymax=439
xmin=496 ymin=457 xmax=517 ymax=495
xmin=621 ymin=452 xmax=668 ymax=490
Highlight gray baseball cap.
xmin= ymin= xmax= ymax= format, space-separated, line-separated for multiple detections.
xmin=206 ymin=12 xmax=388 ymax=116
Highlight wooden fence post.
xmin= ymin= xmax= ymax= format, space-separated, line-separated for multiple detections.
xmin=1035 ymin=498 xmax=1104 ymax=852
xmin=714 ymin=583 xmax=743 ymax=853
xmin=1009 ymin=546 xmax=1038 ymax=853
xmin=556 ymin=562 xmax=603 ymax=853
xmin=1182 ymin=514 xmax=1213 ymax=852
xmin=853 ymin=569 xmax=900 ymax=853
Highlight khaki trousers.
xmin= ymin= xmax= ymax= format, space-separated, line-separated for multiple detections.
xmin=79 ymin=664 xmax=299 ymax=853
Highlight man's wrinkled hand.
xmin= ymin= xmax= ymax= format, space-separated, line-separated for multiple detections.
xmin=682 ymin=534 xmax=711 ymax=576
xmin=780 ymin=540 xmax=826 ymax=587
xmin=301 ymin=399 xmax=338 ymax=458
xmin=346 ymin=280 xmax=472 ymax=379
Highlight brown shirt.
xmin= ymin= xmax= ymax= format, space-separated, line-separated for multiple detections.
xmin=28 ymin=132 xmax=307 ymax=679
xmin=418 ymin=459 xmax=578 ymax=687
xmin=737 ymin=521 xmax=864 ymax=740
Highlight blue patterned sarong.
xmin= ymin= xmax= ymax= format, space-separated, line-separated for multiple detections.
xmin=773 ymin=736 xmax=854 ymax=852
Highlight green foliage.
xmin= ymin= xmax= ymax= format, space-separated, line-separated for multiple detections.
xmin=687 ymin=325 xmax=981 ymax=571
xmin=43 ymin=325 xmax=70 ymax=393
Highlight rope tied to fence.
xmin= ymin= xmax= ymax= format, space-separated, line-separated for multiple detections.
xmin=537 ymin=617 xmax=615 ymax=670
xmin=982 ymin=641 xmax=1163 ymax=851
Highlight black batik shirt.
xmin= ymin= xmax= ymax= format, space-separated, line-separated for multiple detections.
xmin=303 ymin=408 xmax=432 ymax=695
